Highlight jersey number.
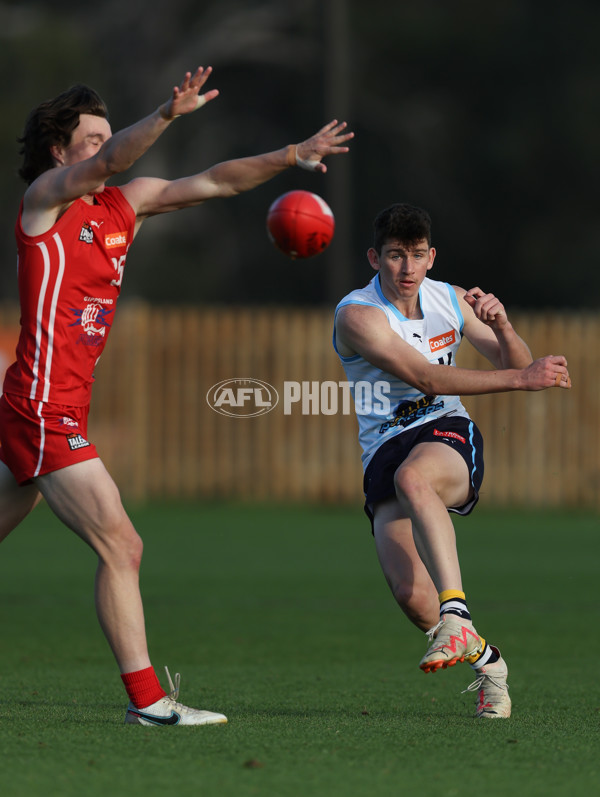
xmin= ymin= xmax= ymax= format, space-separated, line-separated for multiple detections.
xmin=111 ymin=255 xmax=126 ymax=287
xmin=437 ymin=352 xmax=453 ymax=366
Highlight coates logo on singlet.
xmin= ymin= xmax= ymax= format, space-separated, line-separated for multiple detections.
xmin=206 ymin=379 xmax=279 ymax=417
xmin=104 ymin=231 xmax=128 ymax=249
xmin=429 ymin=330 xmax=456 ymax=352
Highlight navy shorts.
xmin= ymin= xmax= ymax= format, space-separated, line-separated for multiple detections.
xmin=363 ymin=415 xmax=484 ymax=527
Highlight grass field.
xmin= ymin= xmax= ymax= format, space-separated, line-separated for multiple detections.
xmin=0 ymin=500 xmax=598 ymax=797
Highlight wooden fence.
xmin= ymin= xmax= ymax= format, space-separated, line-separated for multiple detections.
xmin=0 ymin=304 xmax=598 ymax=509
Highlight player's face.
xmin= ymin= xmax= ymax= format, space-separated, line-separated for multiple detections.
xmin=53 ymin=113 xmax=112 ymax=193
xmin=368 ymin=238 xmax=436 ymax=302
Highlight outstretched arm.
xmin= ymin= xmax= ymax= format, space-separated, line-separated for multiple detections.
xmin=121 ymin=120 xmax=354 ymax=219
xmin=157 ymin=68 xmax=220 ymax=121
xmin=335 ymin=303 xmax=571 ymax=395
xmin=24 ymin=68 xmax=218 ymax=224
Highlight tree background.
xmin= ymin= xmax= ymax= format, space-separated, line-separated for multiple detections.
xmin=1 ymin=0 xmax=599 ymax=309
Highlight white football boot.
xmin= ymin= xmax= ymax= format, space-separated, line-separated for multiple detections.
xmin=124 ymin=667 xmax=228 ymax=726
xmin=419 ymin=613 xmax=483 ymax=673
xmin=463 ymin=652 xmax=511 ymax=718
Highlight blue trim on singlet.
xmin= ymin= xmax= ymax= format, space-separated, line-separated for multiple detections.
xmin=373 ymin=273 xmax=425 ymax=324
xmin=446 ymin=282 xmax=465 ymax=334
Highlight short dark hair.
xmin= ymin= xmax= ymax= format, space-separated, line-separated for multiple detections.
xmin=18 ymin=84 xmax=108 ymax=185
xmin=372 ymin=203 xmax=432 ymax=253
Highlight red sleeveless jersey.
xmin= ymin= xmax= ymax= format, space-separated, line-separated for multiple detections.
xmin=3 ymin=186 xmax=136 ymax=406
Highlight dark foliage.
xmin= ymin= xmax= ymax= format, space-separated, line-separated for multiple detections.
xmin=1 ymin=0 xmax=598 ymax=308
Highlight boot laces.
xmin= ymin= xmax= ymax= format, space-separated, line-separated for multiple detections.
xmin=164 ymin=666 xmax=181 ymax=701
xmin=462 ymin=671 xmax=508 ymax=695
xmin=425 ymin=619 xmax=443 ymax=643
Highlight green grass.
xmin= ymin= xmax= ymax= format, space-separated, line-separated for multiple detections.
xmin=0 ymin=501 xmax=598 ymax=797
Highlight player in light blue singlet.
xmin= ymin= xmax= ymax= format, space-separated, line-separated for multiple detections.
xmin=334 ymin=272 xmax=471 ymax=471
xmin=334 ymin=203 xmax=571 ymax=718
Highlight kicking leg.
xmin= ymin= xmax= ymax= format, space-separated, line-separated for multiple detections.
xmin=392 ymin=443 xmax=483 ymax=670
xmin=373 ymin=497 xmax=439 ymax=632
xmin=392 ymin=442 xmax=470 ymax=594
xmin=380 ymin=441 xmax=509 ymax=714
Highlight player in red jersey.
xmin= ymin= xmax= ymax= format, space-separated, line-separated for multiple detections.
xmin=0 ymin=68 xmax=353 ymax=726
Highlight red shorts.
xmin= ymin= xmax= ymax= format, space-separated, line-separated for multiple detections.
xmin=0 ymin=393 xmax=98 ymax=485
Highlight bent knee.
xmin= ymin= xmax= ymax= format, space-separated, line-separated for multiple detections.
xmin=97 ymin=519 xmax=144 ymax=570
xmin=393 ymin=464 xmax=429 ymax=504
xmin=122 ymin=527 xmax=144 ymax=569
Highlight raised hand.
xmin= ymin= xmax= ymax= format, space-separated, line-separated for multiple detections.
xmin=293 ymin=120 xmax=354 ymax=174
xmin=464 ymin=287 xmax=508 ymax=330
xmin=160 ymin=67 xmax=219 ymax=120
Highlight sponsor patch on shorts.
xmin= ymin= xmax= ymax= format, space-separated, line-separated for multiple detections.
xmin=433 ymin=428 xmax=466 ymax=444
xmin=66 ymin=433 xmax=91 ymax=450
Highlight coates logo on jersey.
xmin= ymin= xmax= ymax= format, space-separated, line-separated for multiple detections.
xmin=105 ymin=231 xmax=128 ymax=249
xmin=429 ymin=330 xmax=456 ymax=352
xmin=206 ymin=378 xmax=279 ymax=417
xmin=69 ymin=301 xmax=114 ymax=346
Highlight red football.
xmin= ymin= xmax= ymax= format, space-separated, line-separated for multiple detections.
xmin=266 ymin=190 xmax=335 ymax=259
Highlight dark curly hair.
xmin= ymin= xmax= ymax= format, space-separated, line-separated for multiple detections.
xmin=372 ymin=203 xmax=432 ymax=253
xmin=18 ymin=84 xmax=108 ymax=185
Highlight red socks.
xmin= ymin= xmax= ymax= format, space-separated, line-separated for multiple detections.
xmin=121 ymin=666 xmax=167 ymax=709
